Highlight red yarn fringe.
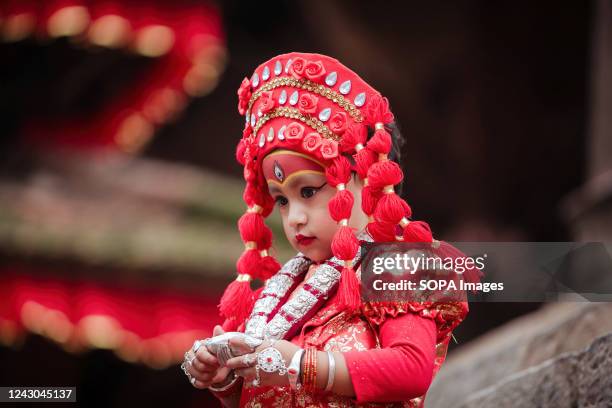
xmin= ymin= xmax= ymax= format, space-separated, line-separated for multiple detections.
xmin=361 ymin=185 xmax=381 ymax=215
xmin=374 ymin=194 xmax=411 ymax=224
xmin=367 ymin=129 xmax=392 ymax=155
xmin=364 ymin=95 xmax=395 ymax=126
xmin=325 ymin=156 xmax=352 ymax=186
xmin=259 ymin=255 xmax=281 ymax=280
xmin=328 ymin=189 xmax=354 ymax=222
xmin=340 ymin=123 xmax=368 ymax=153
xmin=367 ymin=161 xmax=403 ymax=189
xmin=331 ymin=226 xmax=359 ymax=260
xmin=402 ymin=220 xmax=433 ymax=243
xmin=367 ymin=221 xmax=396 ymax=242
xmin=337 ymin=266 xmax=361 ymax=312
xmin=354 ymin=148 xmax=378 ymax=179
xmin=218 ymin=279 xmax=254 ymax=322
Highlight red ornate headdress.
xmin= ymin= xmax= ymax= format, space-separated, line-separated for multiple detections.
xmin=220 ymin=52 xmax=444 ymax=330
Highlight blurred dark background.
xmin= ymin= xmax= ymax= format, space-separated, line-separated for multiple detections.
xmin=0 ymin=0 xmax=601 ymax=406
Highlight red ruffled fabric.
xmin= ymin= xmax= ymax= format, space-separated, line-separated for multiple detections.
xmin=361 ymin=301 xmax=468 ymax=342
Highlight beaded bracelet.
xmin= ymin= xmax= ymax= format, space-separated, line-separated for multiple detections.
xmin=302 ymin=347 xmax=318 ymax=392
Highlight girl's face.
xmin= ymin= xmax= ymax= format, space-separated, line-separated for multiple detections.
xmin=263 ymin=150 xmax=367 ymax=262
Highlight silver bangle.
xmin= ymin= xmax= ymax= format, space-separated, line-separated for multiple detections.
xmin=209 ymin=371 xmax=239 ymax=392
xmin=287 ymin=348 xmax=305 ymax=390
xmin=324 ymin=351 xmax=336 ymax=392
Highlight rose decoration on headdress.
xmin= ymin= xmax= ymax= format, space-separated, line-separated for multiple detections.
xmin=297 ymin=93 xmax=318 ymax=115
xmin=289 ymin=57 xmax=306 ymax=79
xmin=329 ymin=112 xmax=348 ymax=134
xmin=304 ymin=60 xmax=326 ymax=82
xmin=258 ymin=91 xmax=276 ymax=114
xmin=285 ymin=122 xmax=305 ymax=144
xmin=303 ymin=132 xmax=322 ymax=152
xmin=320 ymin=139 xmax=339 ymax=159
xmin=237 ymin=77 xmax=252 ymax=115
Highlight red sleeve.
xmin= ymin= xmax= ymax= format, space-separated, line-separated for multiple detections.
xmin=343 ymin=312 xmax=437 ymax=403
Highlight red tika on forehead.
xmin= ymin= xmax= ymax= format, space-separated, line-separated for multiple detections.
xmin=261 ymin=150 xmax=325 ymax=187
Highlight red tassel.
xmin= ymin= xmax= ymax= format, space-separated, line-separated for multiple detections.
xmin=243 ymin=182 xmax=260 ymax=205
xmin=367 ymin=161 xmax=403 ymax=189
xmin=221 ymin=285 xmax=265 ymax=331
xmin=337 ymin=266 xmax=361 ymax=312
xmin=259 ymin=255 xmax=281 ymax=280
xmin=328 ymin=189 xmax=354 ymax=222
xmin=364 ymin=95 xmax=395 ymax=126
xmin=258 ymin=224 xmax=273 ymax=249
xmin=237 ymin=249 xmax=261 ymax=276
xmin=354 ymin=148 xmax=378 ymax=179
xmin=361 ymin=185 xmax=381 ymax=216
xmin=340 ymin=123 xmax=368 ymax=153
xmin=325 ymin=156 xmax=352 ymax=186
xmin=235 ymin=139 xmax=247 ymax=165
xmin=374 ymin=194 xmax=411 ymax=224
xmin=238 ymin=212 xmax=266 ymax=242
xmin=331 ymin=226 xmax=360 ymax=260
xmin=367 ymin=221 xmax=397 ymax=242
xmin=402 ymin=221 xmax=433 ymax=243
xmin=367 ymin=129 xmax=392 ymax=155
xmin=218 ymin=278 xmax=254 ymax=322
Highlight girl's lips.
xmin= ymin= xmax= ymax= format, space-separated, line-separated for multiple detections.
xmin=295 ymin=234 xmax=315 ymax=246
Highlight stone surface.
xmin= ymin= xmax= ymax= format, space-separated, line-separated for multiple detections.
xmin=458 ymin=332 xmax=612 ymax=408
xmin=428 ymin=303 xmax=612 ymax=407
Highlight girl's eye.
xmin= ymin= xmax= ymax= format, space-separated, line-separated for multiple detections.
xmin=275 ymin=196 xmax=288 ymax=207
xmin=301 ymin=187 xmax=318 ymax=199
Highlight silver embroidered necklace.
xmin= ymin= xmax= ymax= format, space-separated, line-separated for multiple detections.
xmin=244 ymin=230 xmax=371 ymax=341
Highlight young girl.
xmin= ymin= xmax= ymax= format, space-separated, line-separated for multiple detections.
xmin=182 ymin=52 xmax=476 ymax=407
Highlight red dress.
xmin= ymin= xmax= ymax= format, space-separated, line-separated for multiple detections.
xmin=213 ymin=267 xmax=468 ymax=407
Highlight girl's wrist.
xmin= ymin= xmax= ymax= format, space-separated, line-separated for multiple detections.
xmin=209 ymin=371 xmax=240 ymax=393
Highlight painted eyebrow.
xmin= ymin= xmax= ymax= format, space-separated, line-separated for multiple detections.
xmin=267 ymin=173 xmax=326 ymax=194
xmin=268 ymin=184 xmax=281 ymax=194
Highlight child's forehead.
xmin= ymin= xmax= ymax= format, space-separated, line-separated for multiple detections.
xmin=262 ymin=149 xmax=326 ymax=190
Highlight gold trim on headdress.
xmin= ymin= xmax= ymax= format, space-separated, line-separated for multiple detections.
xmin=247 ymin=77 xmax=363 ymax=123
xmin=253 ymin=107 xmax=341 ymax=142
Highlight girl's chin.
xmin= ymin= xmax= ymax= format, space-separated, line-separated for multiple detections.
xmin=298 ymin=247 xmax=333 ymax=263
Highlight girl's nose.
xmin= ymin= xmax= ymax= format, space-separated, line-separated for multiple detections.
xmin=288 ymin=204 xmax=307 ymax=229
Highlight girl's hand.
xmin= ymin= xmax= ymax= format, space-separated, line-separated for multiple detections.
xmin=225 ymin=338 xmax=301 ymax=387
xmin=184 ymin=325 xmax=233 ymax=389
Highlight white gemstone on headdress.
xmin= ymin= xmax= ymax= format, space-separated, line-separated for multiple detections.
xmin=274 ymin=60 xmax=282 ymax=76
xmin=278 ymin=125 xmax=286 ymax=140
xmin=262 ymin=66 xmax=270 ymax=81
xmin=319 ymin=108 xmax=331 ymax=122
xmin=258 ymin=133 xmax=266 ymax=147
xmin=273 ymin=161 xmax=285 ymax=182
xmin=267 ymin=127 xmax=275 ymax=142
xmin=252 ymin=73 xmax=260 ymax=88
xmin=285 ymin=59 xmax=293 ymax=74
xmin=245 ymin=113 xmax=250 ymax=123
xmin=289 ymin=91 xmax=299 ymax=106
xmin=354 ymin=92 xmax=366 ymax=107
xmin=279 ymin=90 xmax=287 ymax=105
xmin=325 ymin=72 xmax=337 ymax=86
xmin=251 ymin=114 xmax=256 ymax=127
xmin=339 ymin=80 xmax=351 ymax=95
xmin=257 ymin=109 xmax=263 ymax=117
